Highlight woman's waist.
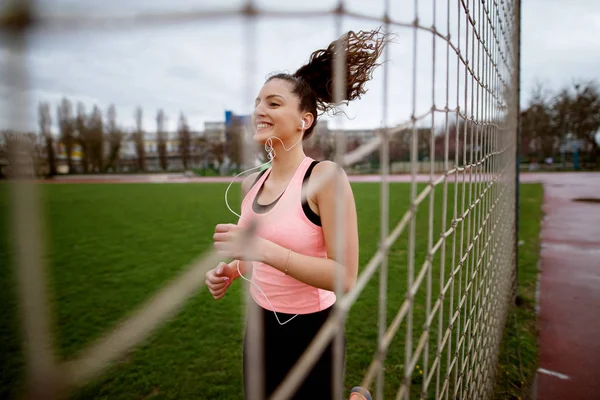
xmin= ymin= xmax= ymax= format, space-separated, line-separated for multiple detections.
xmin=250 ymin=284 xmax=336 ymax=315
xmin=251 ymin=263 xmax=324 ymax=293
xmin=250 ymin=264 xmax=336 ymax=312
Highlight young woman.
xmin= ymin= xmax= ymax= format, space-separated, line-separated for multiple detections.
xmin=205 ymin=28 xmax=388 ymax=400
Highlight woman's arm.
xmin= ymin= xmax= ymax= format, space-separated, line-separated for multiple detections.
xmin=260 ymin=161 xmax=359 ymax=293
xmin=229 ymin=171 xmax=260 ymax=280
xmin=226 ymin=259 xmax=251 ymax=280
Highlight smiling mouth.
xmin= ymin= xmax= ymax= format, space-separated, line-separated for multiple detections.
xmin=256 ymin=123 xmax=273 ymax=131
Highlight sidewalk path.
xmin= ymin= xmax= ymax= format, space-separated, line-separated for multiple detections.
xmin=528 ymin=172 xmax=600 ymax=400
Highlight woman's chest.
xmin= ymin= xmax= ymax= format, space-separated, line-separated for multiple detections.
xmin=242 ymin=195 xmax=325 ymax=255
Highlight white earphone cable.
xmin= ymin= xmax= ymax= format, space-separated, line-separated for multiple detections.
xmin=223 ymin=124 xmax=305 ymax=325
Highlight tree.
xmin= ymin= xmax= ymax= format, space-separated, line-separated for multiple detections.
xmin=211 ymin=141 xmax=226 ymax=167
xmin=57 ymin=97 xmax=76 ymax=173
xmin=519 ymin=83 xmax=560 ymax=160
xmin=389 ymin=130 xmax=407 ymax=163
xmin=75 ymin=102 xmax=91 ymax=173
xmin=133 ymin=107 xmax=146 ymax=172
xmin=156 ymin=109 xmax=168 ymax=171
xmin=38 ymin=101 xmax=57 ymax=177
xmin=521 ymin=104 xmax=555 ymax=160
xmin=226 ymin=115 xmax=245 ymax=168
xmin=105 ymin=104 xmax=124 ymax=172
xmin=88 ymin=105 xmax=104 ymax=172
xmin=434 ymin=118 xmax=480 ymax=165
xmin=0 ymin=133 xmax=8 ymax=179
xmin=554 ymin=81 xmax=600 ymax=164
xmin=1 ymin=131 xmax=41 ymax=178
xmin=518 ymin=80 xmax=600 ymax=166
xmin=178 ymin=112 xmax=192 ymax=170
xmin=195 ymin=135 xmax=211 ymax=172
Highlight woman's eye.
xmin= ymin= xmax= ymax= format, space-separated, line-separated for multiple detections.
xmin=270 ymin=103 xmax=279 ymax=107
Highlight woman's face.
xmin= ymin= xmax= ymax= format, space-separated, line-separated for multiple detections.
xmin=252 ymin=78 xmax=304 ymax=145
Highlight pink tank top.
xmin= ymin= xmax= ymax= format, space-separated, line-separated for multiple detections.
xmin=238 ymin=156 xmax=336 ymax=314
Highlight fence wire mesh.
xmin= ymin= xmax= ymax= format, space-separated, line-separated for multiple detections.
xmin=3 ymin=0 xmax=519 ymax=399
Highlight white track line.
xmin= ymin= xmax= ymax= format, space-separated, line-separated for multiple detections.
xmin=537 ymin=368 xmax=570 ymax=380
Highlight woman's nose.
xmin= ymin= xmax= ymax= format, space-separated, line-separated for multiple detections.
xmin=254 ymin=102 xmax=267 ymax=117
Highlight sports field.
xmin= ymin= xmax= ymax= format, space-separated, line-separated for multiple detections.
xmin=0 ymin=181 xmax=543 ymax=399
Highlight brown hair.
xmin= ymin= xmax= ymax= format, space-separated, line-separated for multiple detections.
xmin=266 ymin=27 xmax=390 ymax=140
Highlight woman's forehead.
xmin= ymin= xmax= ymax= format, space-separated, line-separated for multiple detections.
xmin=259 ymin=78 xmax=294 ymax=98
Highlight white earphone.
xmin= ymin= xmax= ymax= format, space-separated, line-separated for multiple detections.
xmin=302 ymin=119 xmax=306 ymax=129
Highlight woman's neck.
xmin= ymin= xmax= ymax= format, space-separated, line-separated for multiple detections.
xmin=268 ymin=143 xmax=306 ymax=182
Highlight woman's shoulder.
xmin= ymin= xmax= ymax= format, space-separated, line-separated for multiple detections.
xmin=307 ymin=160 xmax=350 ymax=197
xmin=312 ymin=160 xmax=347 ymax=180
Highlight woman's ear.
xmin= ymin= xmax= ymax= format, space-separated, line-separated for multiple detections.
xmin=301 ymin=112 xmax=315 ymax=130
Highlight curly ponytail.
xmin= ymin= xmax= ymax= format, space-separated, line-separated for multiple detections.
xmin=266 ymin=27 xmax=389 ymax=139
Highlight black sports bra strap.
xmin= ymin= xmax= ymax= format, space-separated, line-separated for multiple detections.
xmin=303 ymin=160 xmax=320 ymax=184
xmin=302 ymin=160 xmax=322 ymax=226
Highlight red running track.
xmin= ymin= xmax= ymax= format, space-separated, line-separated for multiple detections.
xmin=530 ymin=172 xmax=600 ymax=400
xmin=37 ymin=172 xmax=566 ymax=184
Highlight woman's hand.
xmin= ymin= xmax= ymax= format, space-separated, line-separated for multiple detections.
xmin=213 ymin=223 xmax=268 ymax=262
xmin=205 ymin=262 xmax=237 ymax=300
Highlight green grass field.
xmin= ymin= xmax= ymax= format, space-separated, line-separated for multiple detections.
xmin=0 ymin=181 xmax=543 ymax=400
xmin=494 ymin=184 xmax=544 ymax=400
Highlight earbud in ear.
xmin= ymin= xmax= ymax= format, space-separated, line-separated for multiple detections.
xmin=301 ymin=120 xmax=306 ymax=129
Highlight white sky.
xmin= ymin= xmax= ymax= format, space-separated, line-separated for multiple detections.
xmin=1 ymin=0 xmax=599 ymax=134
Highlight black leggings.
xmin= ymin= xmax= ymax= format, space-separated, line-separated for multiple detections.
xmin=243 ymin=304 xmax=346 ymax=400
